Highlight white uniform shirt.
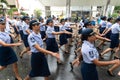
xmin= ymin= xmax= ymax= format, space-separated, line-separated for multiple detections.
xmin=5 ymin=21 xmax=11 ymax=34
xmin=100 ymin=20 xmax=107 ymax=28
xmin=64 ymin=22 xmax=71 ymax=30
xmin=46 ymin=26 xmax=55 ymax=38
xmin=60 ymin=25 xmax=66 ymax=31
xmin=106 ymin=22 xmax=112 ymax=28
xmin=40 ymin=22 xmax=46 ymax=31
xmin=0 ymin=32 xmax=11 ymax=46
xmin=81 ymin=40 xmax=99 ymax=64
xmin=28 ymin=32 xmax=44 ymax=53
xmin=53 ymin=20 xmax=59 ymax=25
xmin=79 ymin=20 xmax=84 ymax=28
xmin=111 ymin=23 xmax=120 ymax=34
xmin=22 ymin=21 xmax=29 ymax=35
xmin=16 ymin=20 xmax=22 ymax=31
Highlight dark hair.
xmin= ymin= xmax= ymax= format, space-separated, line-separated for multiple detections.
xmin=22 ymin=16 xmax=30 ymax=21
xmin=81 ymin=34 xmax=89 ymax=41
xmin=65 ymin=18 xmax=68 ymax=21
xmin=60 ymin=19 xmax=65 ymax=23
xmin=39 ymin=17 xmax=43 ymax=22
xmin=0 ymin=18 xmax=5 ymax=24
xmin=46 ymin=18 xmax=53 ymax=25
xmin=84 ymin=21 xmax=91 ymax=28
xmin=115 ymin=17 xmax=120 ymax=22
xmin=101 ymin=16 xmax=107 ymax=20
xmin=107 ymin=17 xmax=113 ymax=22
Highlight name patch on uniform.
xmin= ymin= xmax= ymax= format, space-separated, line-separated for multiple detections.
xmin=30 ymin=37 xmax=35 ymax=43
xmin=89 ymin=51 xmax=94 ymax=58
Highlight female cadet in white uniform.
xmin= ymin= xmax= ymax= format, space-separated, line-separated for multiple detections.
xmin=0 ymin=18 xmax=22 ymax=80
xmin=39 ymin=17 xmax=46 ymax=40
xmin=24 ymin=20 xmax=60 ymax=80
xmin=19 ymin=16 xmax=30 ymax=58
xmin=97 ymin=17 xmax=113 ymax=51
xmin=46 ymin=18 xmax=69 ymax=64
xmin=59 ymin=19 xmax=72 ymax=53
xmin=103 ymin=17 xmax=113 ymax=39
xmin=64 ymin=18 xmax=73 ymax=46
xmin=17 ymin=17 xmax=24 ymax=41
xmin=101 ymin=17 xmax=120 ymax=59
xmin=97 ymin=16 xmax=107 ymax=49
xmin=81 ymin=28 xmax=120 ymax=80
xmin=99 ymin=16 xmax=107 ymax=34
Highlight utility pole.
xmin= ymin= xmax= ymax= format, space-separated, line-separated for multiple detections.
xmin=66 ymin=0 xmax=71 ymax=18
xmin=104 ymin=0 xmax=110 ymax=16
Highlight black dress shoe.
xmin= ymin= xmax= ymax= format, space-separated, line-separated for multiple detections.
xmin=70 ymin=62 xmax=73 ymax=71
xmin=15 ymin=77 xmax=18 ymax=80
xmin=64 ymin=51 xmax=69 ymax=54
xmin=96 ymin=47 xmax=101 ymax=50
xmin=114 ymin=56 xmax=120 ymax=60
xmin=74 ymin=50 xmax=77 ymax=56
xmin=107 ymin=70 xmax=115 ymax=77
xmin=57 ymin=62 xmax=63 ymax=65
xmin=111 ymin=50 xmax=115 ymax=54
xmin=99 ymin=54 xmax=104 ymax=59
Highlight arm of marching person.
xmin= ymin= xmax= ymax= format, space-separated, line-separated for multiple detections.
xmin=28 ymin=36 xmax=60 ymax=59
xmin=95 ymin=35 xmax=111 ymax=42
xmin=52 ymin=31 xmax=64 ymax=35
xmin=93 ymin=59 xmax=120 ymax=66
xmin=0 ymin=40 xmax=22 ymax=47
xmin=34 ymin=44 xmax=60 ymax=59
xmin=102 ymin=28 xmax=112 ymax=36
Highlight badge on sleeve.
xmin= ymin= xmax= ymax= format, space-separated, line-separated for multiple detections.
xmin=89 ymin=51 xmax=94 ymax=58
xmin=30 ymin=37 xmax=35 ymax=43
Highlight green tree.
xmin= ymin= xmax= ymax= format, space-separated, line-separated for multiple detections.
xmin=112 ymin=6 xmax=120 ymax=18
xmin=112 ymin=13 xmax=119 ymax=18
xmin=7 ymin=8 xmax=18 ymax=17
xmin=34 ymin=9 xmax=42 ymax=19
xmin=0 ymin=0 xmax=8 ymax=15
xmin=115 ymin=6 xmax=120 ymax=10
xmin=114 ymin=6 xmax=120 ymax=13
xmin=0 ymin=0 xmax=8 ymax=5
xmin=20 ymin=11 xmax=27 ymax=16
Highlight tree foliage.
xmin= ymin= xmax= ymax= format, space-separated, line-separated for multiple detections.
xmin=115 ymin=6 xmax=120 ymax=11
xmin=20 ymin=11 xmax=27 ymax=16
xmin=7 ymin=8 xmax=18 ymax=16
xmin=34 ymin=9 xmax=42 ymax=19
xmin=112 ymin=13 xmax=119 ymax=18
xmin=111 ymin=6 xmax=120 ymax=18
xmin=0 ymin=0 xmax=8 ymax=5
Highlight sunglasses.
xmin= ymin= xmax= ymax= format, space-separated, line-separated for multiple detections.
xmin=89 ymin=32 xmax=96 ymax=36
xmin=49 ymin=21 xmax=53 ymax=23
xmin=32 ymin=22 xmax=40 ymax=26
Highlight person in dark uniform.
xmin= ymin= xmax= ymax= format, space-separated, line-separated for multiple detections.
xmin=80 ymin=28 xmax=120 ymax=80
xmin=24 ymin=20 xmax=60 ymax=80
xmin=0 ymin=18 xmax=22 ymax=80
